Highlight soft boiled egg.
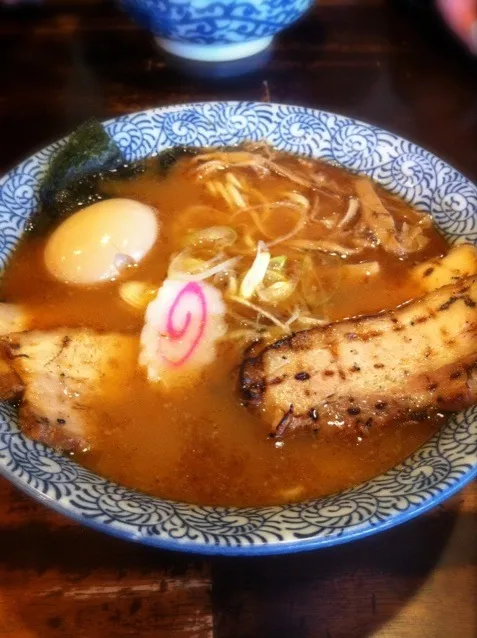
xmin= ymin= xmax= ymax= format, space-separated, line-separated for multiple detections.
xmin=44 ymin=198 xmax=159 ymax=285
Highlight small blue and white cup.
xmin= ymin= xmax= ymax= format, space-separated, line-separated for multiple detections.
xmin=120 ymin=0 xmax=314 ymax=62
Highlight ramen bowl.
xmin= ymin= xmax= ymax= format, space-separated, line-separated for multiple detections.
xmin=119 ymin=0 xmax=314 ymax=61
xmin=0 ymin=102 xmax=476 ymax=555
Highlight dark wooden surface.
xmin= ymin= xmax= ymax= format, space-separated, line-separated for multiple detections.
xmin=0 ymin=1 xmax=476 ymax=636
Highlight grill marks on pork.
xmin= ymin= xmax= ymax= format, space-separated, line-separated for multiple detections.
xmin=0 ymin=330 xmax=137 ymax=452
xmin=240 ymin=276 xmax=477 ymax=438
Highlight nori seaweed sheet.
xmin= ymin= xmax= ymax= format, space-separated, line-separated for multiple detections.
xmin=156 ymin=146 xmax=201 ymax=175
xmin=27 ymin=119 xmax=125 ymax=234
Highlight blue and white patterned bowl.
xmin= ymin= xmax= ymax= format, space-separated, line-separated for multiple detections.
xmin=0 ymin=102 xmax=476 ymax=555
xmin=119 ymin=0 xmax=313 ymax=61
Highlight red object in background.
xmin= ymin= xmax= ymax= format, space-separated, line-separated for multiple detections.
xmin=437 ymin=0 xmax=477 ymax=53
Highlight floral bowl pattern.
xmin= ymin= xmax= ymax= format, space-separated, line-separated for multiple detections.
xmin=119 ymin=0 xmax=313 ymax=61
xmin=0 ymin=102 xmax=476 ymax=556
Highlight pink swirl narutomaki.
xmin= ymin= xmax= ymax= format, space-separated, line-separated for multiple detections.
xmin=140 ymin=279 xmax=226 ymax=387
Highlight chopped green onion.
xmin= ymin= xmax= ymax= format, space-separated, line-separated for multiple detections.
xmin=184 ymin=226 xmax=237 ymax=249
xmin=239 ymin=241 xmax=271 ymax=299
xmin=269 ymin=255 xmax=287 ymax=270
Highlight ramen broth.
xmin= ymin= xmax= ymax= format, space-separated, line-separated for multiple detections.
xmin=1 ymin=149 xmax=450 ymax=506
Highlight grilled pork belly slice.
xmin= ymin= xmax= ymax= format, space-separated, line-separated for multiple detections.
xmin=0 ymin=329 xmax=137 ymax=452
xmin=412 ymin=243 xmax=477 ymax=292
xmin=240 ymin=275 xmax=477 ymax=438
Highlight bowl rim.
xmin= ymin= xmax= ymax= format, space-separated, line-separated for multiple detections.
xmin=0 ymin=100 xmax=476 ymax=556
xmin=1 ymin=456 xmax=476 ymax=556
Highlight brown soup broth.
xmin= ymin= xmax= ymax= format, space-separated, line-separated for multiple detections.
xmin=1 ymin=152 xmax=450 ymax=506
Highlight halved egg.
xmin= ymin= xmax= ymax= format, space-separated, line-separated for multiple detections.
xmin=44 ymin=198 xmax=159 ymax=285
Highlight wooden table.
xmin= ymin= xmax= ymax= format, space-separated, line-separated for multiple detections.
xmin=0 ymin=1 xmax=476 ymax=636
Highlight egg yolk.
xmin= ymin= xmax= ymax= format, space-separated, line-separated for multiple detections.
xmin=44 ymin=199 xmax=159 ymax=285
